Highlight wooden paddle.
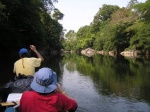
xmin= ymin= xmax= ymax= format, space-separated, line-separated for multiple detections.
xmin=0 ymin=93 xmax=21 ymax=106
xmin=0 ymin=101 xmax=19 ymax=106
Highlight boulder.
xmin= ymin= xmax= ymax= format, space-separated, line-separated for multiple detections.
xmin=120 ymin=50 xmax=140 ymax=57
xmin=81 ymin=48 xmax=95 ymax=57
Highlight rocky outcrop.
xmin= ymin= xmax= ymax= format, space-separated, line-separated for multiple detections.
xmin=97 ymin=50 xmax=108 ymax=55
xmin=81 ymin=48 xmax=141 ymax=58
xmin=109 ymin=51 xmax=116 ymax=57
xmin=120 ymin=50 xmax=141 ymax=57
xmin=81 ymin=48 xmax=95 ymax=57
xmin=97 ymin=50 xmax=116 ymax=57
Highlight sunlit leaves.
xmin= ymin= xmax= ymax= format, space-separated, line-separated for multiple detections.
xmin=130 ymin=23 xmax=150 ymax=52
xmin=126 ymin=0 xmax=139 ymax=9
xmin=110 ymin=8 xmax=138 ymax=25
xmin=94 ymin=4 xmax=119 ymax=22
xmin=134 ymin=0 xmax=150 ymax=23
xmin=62 ymin=0 xmax=150 ymax=54
xmin=65 ymin=30 xmax=76 ymax=42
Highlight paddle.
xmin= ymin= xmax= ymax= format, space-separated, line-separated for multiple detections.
xmin=1 ymin=101 xmax=19 ymax=106
xmin=0 ymin=93 xmax=22 ymax=107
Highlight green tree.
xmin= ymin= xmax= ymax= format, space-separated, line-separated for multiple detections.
xmin=94 ymin=7 xmax=138 ymax=52
xmin=61 ymin=30 xmax=76 ymax=51
xmin=134 ymin=0 xmax=150 ymax=23
xmin=129 ymin=22 xmax=150 ymax=53
xmin=92 ymin=4 xmax=120 ymax=51
xmin=65 ymin=30 xmax=76 ymax=42
xmin=52 ymin=8 xmax=64 ymax=20
xmin=127 ymin=0 xmax=139 ymax=8
xmin=94 ymin=4 xmax=119 ymax=22
xmin=126 ymin=0 xmax=150 ymax=54
xmin=0 ymin=0 xmax=63 ymax=53
xmin=76 ymin=25 xmax=94 ymax=49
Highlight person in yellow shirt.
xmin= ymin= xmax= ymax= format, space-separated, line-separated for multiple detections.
xmin=13 ymin=45 xmax=44 ymax=77
xmin=1 ymin=45 xmax=44 ymax=93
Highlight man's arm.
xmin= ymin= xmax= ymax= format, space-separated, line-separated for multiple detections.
xmin=55 ymin=83 xmax=78 ymax=111
xmin=55 ymin=83 xmax=75 ymax=100
xmin=30 ymin=45 xmax=44 ymax=62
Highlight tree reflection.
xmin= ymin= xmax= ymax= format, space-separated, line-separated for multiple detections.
xmin=61 ymin=53 xmax=150 ymax=103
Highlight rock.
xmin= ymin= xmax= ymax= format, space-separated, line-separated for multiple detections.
xmin=120 ymin=50 xmax=141 ymax=57
xmin=81 ymin=48 xmax=95 ymax=57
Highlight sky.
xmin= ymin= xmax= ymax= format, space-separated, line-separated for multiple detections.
xmin=54 ymin=0 xmax=147 ymax=33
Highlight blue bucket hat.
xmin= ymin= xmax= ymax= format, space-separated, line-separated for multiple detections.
xmin=31 ymin=67 xmax=57 ymax=93
xmin=19 ymin=48 xmax=28 ymax=55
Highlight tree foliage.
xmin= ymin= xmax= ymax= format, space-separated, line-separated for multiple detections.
xmin=52 ymin=8 xmax=64 ymax=20
xmin=61 ymin=0 xmax=150 ymax=55
xmin=127 ymin=0 xmax=139 ymax=8
xmin=134 ymin=0 xmax=150 ymax=23
xmin=0 ymin=0 xmax=63 ymax=53
xmin=61 ymin=30 xmax=77 ymax=50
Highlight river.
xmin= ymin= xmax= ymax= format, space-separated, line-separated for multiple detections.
xmin=0 ymin=53 xmax=150 ymax=112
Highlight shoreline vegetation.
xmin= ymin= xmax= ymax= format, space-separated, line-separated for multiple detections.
xmin=62 ymin=1 xmax=150 ymax=59
xmin=1 ymin=0 xmax=150 ymax=60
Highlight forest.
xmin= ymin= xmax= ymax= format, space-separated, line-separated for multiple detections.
xmin=0 ymin=0 xmax=150 ymax=56
xmin=63 ymin=0 xmax=150 ymax=56
xmin=0 ymin=0 xmax=64 ymax=54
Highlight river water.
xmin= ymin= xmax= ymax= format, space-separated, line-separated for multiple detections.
xmin=1 ymin=53 xmax=150 ymax=112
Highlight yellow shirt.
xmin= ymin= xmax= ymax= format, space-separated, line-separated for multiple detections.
xmin=13 ymin=58 xmax=42 ymax=76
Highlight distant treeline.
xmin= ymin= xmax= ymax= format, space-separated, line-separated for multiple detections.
xmin=62 ymin=0 xmax=150 ymax=56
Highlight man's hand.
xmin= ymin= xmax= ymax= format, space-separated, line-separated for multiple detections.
xmin=55 ymin=83 xmax=64 ymax=93
xmin=30 ymin=45 xmax=37 ymax=52
xmin=29 ymin=45 xmax=44 ymax=61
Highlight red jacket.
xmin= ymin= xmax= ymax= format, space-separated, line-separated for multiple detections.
xmin=19 ymin=91 xmax=78 ymax=112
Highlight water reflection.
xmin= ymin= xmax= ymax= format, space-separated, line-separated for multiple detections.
xmin=60 ymin=53 xmax=150 ymax=112
xmin=1 ymin=53 xmax=150 ymax=112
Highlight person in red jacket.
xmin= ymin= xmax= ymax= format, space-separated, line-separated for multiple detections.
xmin=19 ymin=67 xmax=78 ymax=112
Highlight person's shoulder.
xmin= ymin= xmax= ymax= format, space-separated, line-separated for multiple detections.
xmin=21 ymin=91 xmax=36 ymax=100
xmin=30 ymin=58 xmax=42 ymax=63
xmin=54 ymin=92 xmax=67 ymax=98
xmin=28 ymin=57 xmax=41 ymax=60
xmin=14 ymin=59 xmax=22 ymax=64
xmin=22 ymin=90 xmax=35 ymax=97
xmin=23 ymin=90 xmax=35 ymax=95
xmin=49 ymin=92 xmax=62 ymax=97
